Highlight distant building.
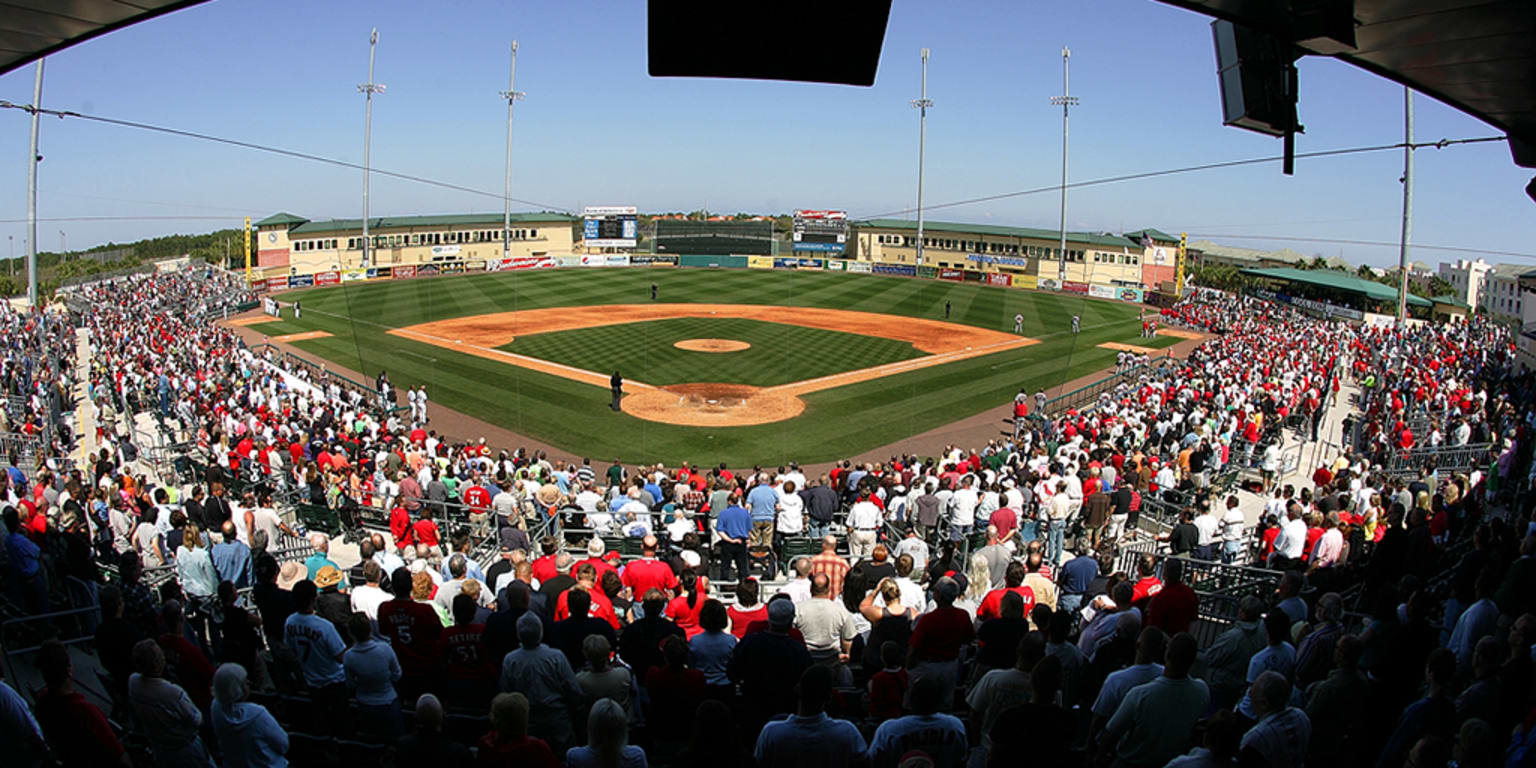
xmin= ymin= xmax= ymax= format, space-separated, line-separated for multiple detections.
xmin=1520 ymin=269 xmax=1536 ymax=371
xmin=252 ymin=211 xmax=578 ymax=276
xmin=851 ymin=219 xmax=1177 ymax=290
xmin=1438 ymin=258 xmax=1493 ymax=310
xmin=1482 ymin=264 xmax=1527 ymax=322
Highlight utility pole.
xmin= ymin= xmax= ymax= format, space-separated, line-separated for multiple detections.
xmin=500 ymin=41 xmax=526 ymax=261
xmin=59 ymin=230 xmax=66 ymax=255
xmin=910 ymin=48 xmax=933 ymax=266
xmin=26 ymin=58 xmax=44 ymax=307
xmin=1050 ymin=46 xmax=1079 ymax=285
xmin=1396 ymin=86 xmax=1413 ymax=324
xmin=358 ymin=28 xmax=385 ymax=269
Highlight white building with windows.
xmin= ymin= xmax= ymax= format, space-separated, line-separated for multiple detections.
xmin=1438 ymin=259 xmax=1526 ymax=322
xmin=1519 ymin=269 xmax=1536 ymax=372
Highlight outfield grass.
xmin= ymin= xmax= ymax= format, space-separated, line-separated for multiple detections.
xmin=247 ymin=268 xmax=1178 ymax=465
xmin=501 ymin=317 xmax=925 ymax=387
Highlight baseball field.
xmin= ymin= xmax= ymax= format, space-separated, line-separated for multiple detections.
xmin=237 ymin=267 xmax=1179 ymax=465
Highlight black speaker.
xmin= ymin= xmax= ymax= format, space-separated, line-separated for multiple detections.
xmin=1213 ymin=20 xmax=1299 ymax=137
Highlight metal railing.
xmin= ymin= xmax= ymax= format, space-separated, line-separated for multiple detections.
xmin=1113 ymin=549 xmax=1283 ymax=646
xmin=246 ymin=343 xmax=410 ymax=414
xmin=1381 ymin=442 xmax=1494 ymax=476
xmin=1032 ymin=363 xmax=1159 ymax=422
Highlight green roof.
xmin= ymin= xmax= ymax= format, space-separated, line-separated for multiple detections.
xmin=1239 ymin=266 xmax=1433 ymax=307
xmin=289 ymin=212 xmax=577 ymax=235
xmin=856 ymin=218 xmax=1137 ymax=249
xmin=1126 ymin=228 xmax=1179 ymax=244
xmin=1430 ymin=295 xmax=1472 ymax=310
xmin=254 ymin=212 xmax=309 ymax=227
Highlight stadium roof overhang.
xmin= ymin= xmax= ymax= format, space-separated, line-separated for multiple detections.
xmin=1240 ymin=266 xmax=1434 ymax=307
xmin=1153 ymin=1 xmax=1536 ymax=153
xmin=0 ymin=0 xmax=210 ymax=78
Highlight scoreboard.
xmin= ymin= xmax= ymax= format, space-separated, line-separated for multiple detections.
xmin=583 ymin=206 xmax=639 ymax=249
xmin=792 ymin=209 xmax=848 ymax=254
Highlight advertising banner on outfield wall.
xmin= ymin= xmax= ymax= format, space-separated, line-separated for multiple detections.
xmin=249 ymin=278 xmax=268 ymax=292
xmin=873 ymin=264 xmax=917 ymax=277
xmin=417 ymin=264 xmax=441 ymax=276
xmin=1013 ymin=275 xmax=1038 ymax=289
xmin=986 ymin=273 xmax=1012 ymax=287
xmin=605 ymin=254 xmax=631 ymax=267
xmin=464 ymin=261 xmax=484 ymax=272
xmin=678 ymin=255 xmax=746 ymax=268
xmin=267 ymin=275 xmax=289 ymax=290
xmin=1088 ymin=284 xmax=1117 ymax=300
xmin=341 ymin=269 xmax=367 ymax=283
xmin=442 ymin=262 xmax=465 ymax=274
xmin=747 ymin=256 xmax=774 ymax=270
xmin=393 ymin=265 xmax=417 ymax=279
xmin=825 ymin=259 xmax=846 ymax=271
xmin=630 ymin=254 xmax=678 ymax=265
xmin=316 ymin=271 xmax=340 ymax=286
xmin=289 ymin=274 xmax=315 ymax=288
xmin=557 ymin=255 xmax=583 ymax=267
xmin=1038 ymin=277 xmax=1060 ymax=292
xmin=962 ymin=270 xmax=985 ymax=282
xmin=579 ymin=254 xmax=603 ymax=266
xmin=1062 ymin=281 xmax=1090 ymax=295
xmin=938 ymin=269 xmax=964 ymax=281
xmin=918 ymin=266 xmax=938 ymax=279
xmin=773 ymin=257 xmax=826 ymax=270
xmin=1117 ymin=287 xmax=1145 ymax=303
xmin=489 ymin=256 xmax=555 ymax=272
xmin=847 ymin=260 xmax=872 ymax=274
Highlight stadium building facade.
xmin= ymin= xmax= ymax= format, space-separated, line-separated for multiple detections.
xmin=253 ymin=211 xmax=579 ymax=276
xmin=849 ymin=218 xmax=1180 ymax=291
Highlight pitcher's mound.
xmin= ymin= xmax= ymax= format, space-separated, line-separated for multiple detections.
xmin=674 ymin=338 xmax=751 ymax=353
xmin=621 ymin=383 xmax=804 ymax=426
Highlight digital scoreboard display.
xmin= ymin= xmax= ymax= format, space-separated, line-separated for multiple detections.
xmin=583 ymin=206 xmax=639 ymax=249
xmin=792 ymin=209 xmax=848 ymax=253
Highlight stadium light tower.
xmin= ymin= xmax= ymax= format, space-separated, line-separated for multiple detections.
xmin=500 ymin=41 xmax=526 ymax=261
xmin=910 ymin=48 xmax=933 ymax=267
xmin=358 ymin=28 xmax=386 ymax=269
xmin=1396 ymin=86 xmax=1413 ymax=324
xmin=25 ymin=58 xmax=44 ymax=306
xmin=1049 ymin=46 xmax=1079 ymax=285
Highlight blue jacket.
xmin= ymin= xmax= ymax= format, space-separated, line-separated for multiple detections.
xmin=211 ymin=700 xmax=289 ymax=767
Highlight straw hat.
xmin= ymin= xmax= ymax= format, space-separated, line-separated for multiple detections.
xmin=314 ymin=565 xmax=344 ymax=590
xmin=277 ymin=561 xmax=305 ymax=590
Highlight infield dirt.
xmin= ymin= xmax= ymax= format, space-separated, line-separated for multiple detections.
xmin=388 ymin=304 xmax=1040 ymax=427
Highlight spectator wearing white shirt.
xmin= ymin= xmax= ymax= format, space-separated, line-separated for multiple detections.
xmin=350 ymin=560 xmax=390 ymax=620
xmin=1269 ymin=506 xmax=1308 ymax=569
xmin=1220 ymin=496 xmax=1246 ymax=564
xmin=846 ymin=496 xmax=882 ymax=559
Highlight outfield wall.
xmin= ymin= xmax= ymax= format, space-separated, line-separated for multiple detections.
xmin=253 ymin=252 xmax=1148 ymax=307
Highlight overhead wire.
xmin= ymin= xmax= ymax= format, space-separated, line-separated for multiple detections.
xmin=855 ymin=136 xmax=1507 ymax=220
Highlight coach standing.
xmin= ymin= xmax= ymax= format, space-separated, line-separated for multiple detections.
xmin=610 ymin=371 xmax=623 ymax=411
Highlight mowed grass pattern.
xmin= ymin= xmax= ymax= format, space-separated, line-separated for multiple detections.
xmin=249 ymin=267 xmax=1178 ymax=465
xmin=501 ymin=317 xmax=924 ymax=387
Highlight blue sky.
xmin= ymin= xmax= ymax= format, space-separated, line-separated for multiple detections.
xmin=0 ymin=0 xmax=1529 ymax=267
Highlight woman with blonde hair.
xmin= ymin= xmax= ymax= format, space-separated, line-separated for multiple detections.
xmin=956 ymin=553 xmax=992 ymax=619
xmin=565 ymin=698 xmax=647 ymax=768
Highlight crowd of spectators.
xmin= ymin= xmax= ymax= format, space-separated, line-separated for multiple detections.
xmin=1 ymin=270 xmax=1534 ymax=768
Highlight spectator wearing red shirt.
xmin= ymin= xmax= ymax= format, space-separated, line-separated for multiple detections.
xmin=553 ymin=565 xmax=621 ymax=630
xmin=1130 ymin=554 xmax=1163 ymax=609
xmin=477 ymin=692 xmax=560 ymax=768
xmin=976 ymin=561 xmax=1036 ymax=623
xmin=907 ymin=577 xmax=975 ymax=706
xmin=620 ymin=536 xmax=680 ymax=598
xmin=377 ymin=569 xmax=444 ymax=691
xmin=1302 ymin=513 xmax=1324 ymax=563
xmin=1145 ymin=558 xmax=1198 ymax=635
xmin=867 ymin=640 xmax=909 ymax=722
xmin=33 ymin=640 xmax=126 ymax=767
xmin=389 ymin=505 xmax=413 ymax=552
xmin=728 ymin=579 xmax=768 ymax=639
xmin=645 ymin=635 xmax=707 ymax=722
xmin=437 ymin=594 xmax=494 ymax=706
xmin=157 ymin=601 xmax=216 ymax=711
xmin=411 ymin=508 xmax=441 ymax=552
xmin=569 ymin=537 xmax=619 ymax=583
xmin=530 ymin=537 xmax=561 ymax=585
xmin=666 ymin=571 xmax=709 ymax=638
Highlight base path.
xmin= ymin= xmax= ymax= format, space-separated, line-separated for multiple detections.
xmin=390 ymin=304 xmax=1040 ymax=427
